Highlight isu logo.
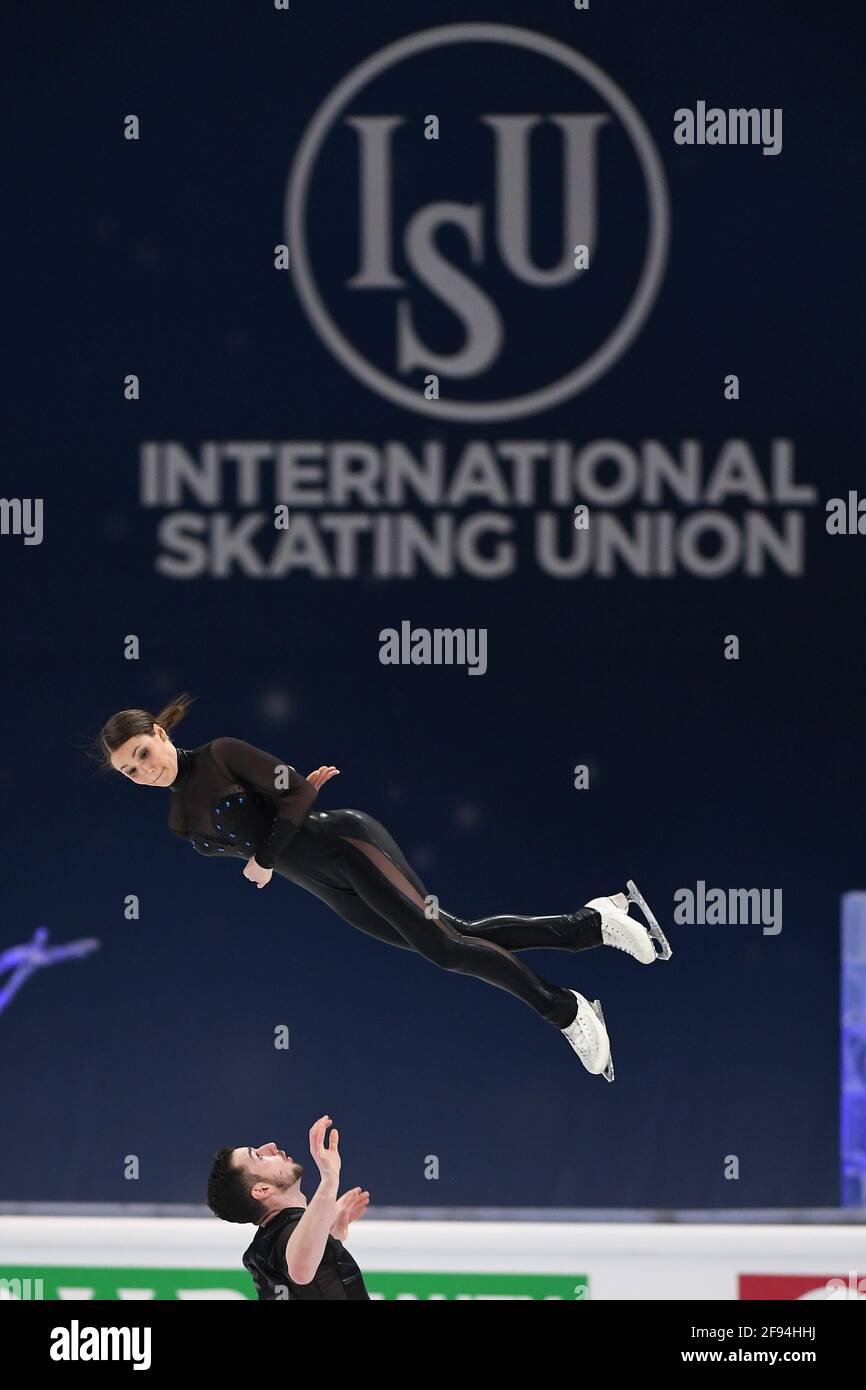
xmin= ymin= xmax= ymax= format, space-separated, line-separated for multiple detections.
xmin=286 ymin=23 xmax=670 ymax=422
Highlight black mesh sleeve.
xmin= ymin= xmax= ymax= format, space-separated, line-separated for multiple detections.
xmin=211 ymin=737 xmax=318 ymax=869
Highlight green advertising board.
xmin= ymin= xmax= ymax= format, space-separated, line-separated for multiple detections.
xmin=1 ymin=1266 xmax=588 ymax=1300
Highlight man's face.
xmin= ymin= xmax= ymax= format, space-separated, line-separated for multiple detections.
xmin=233 ymin=1142 xmax=303 ymax=1201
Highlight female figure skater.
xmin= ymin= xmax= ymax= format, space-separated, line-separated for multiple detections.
xmin=96 ymin=694 xmax=670 ymax=1081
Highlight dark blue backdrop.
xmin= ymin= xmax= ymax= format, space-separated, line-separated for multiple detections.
xmin=1 ymin=0 xmax=863 ymax=1209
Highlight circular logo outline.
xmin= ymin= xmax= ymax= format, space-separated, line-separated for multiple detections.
xmin=287 ymin=22 xmax=671 ymax=423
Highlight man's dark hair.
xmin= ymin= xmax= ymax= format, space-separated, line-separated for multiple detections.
xmin=206 ymin=1146 xmax=265 ymax=1224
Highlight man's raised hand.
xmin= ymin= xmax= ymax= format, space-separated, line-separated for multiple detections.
xmin=309 ymin=1114 xmax=341 ymax=1184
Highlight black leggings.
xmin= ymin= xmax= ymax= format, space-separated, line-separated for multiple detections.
xmin=303 ymin=831 xmax=600 ymax=1030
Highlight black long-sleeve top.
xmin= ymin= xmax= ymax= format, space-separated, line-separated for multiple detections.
xmin=243 ymin=1206 xmax=369 ymax=1301
xmin=167 ymin=737 xmax=318 ymax=869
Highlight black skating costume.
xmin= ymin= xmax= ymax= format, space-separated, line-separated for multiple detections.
xmin=168 ymin=738 xmax=602 ymax=1029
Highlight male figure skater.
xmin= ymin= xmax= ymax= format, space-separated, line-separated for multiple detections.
xmin=207 ymin=1115 xmax=370 ymax=1300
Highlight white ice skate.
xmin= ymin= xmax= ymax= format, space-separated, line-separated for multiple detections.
xmin=586 ymin=892 xmax=656 ymax=964
xmin=561 ymin=990 xmax=614 ymax=1082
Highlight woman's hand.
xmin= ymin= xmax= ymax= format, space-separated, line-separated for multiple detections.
xmin=240 ymin=769 xmax=337 ymax=888
xmin=243 ymin=859 xmax=274 ymax=889
xmin=306 ymin=765 xmax=340 ymax=791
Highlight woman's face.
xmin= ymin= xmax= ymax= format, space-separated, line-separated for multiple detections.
xmin=110 ymin=725 xmax=178 ymax=787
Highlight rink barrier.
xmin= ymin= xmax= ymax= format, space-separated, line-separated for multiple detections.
xmin=1 ymin=1214 xmax=864 ymax=1300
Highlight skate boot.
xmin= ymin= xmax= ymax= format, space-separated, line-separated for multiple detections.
xmin=561 ymin=990 xmax=614 ymax=1082
xmin=586 ymin=892 xmax=657 ymax=964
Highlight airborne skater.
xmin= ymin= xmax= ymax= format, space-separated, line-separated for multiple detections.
xmin=97 ymin=694 xmax=672 ymax=1082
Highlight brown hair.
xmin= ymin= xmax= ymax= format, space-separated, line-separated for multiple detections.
xmin=88 ymin=691 xmax=197 ymax=773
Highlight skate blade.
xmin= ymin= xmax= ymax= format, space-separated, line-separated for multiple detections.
xmin=626 ymin=879 xmax=673 ymax=961
xmin=590 ymin=998 xmax=615 ymax=1083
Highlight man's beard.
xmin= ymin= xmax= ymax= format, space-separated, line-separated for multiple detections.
xmin=280 ymin=1161 xmax=303 ymax=1190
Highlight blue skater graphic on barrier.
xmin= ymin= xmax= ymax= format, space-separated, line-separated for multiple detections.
xmin=0 ymin=928 xmax=100 ymax=1016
